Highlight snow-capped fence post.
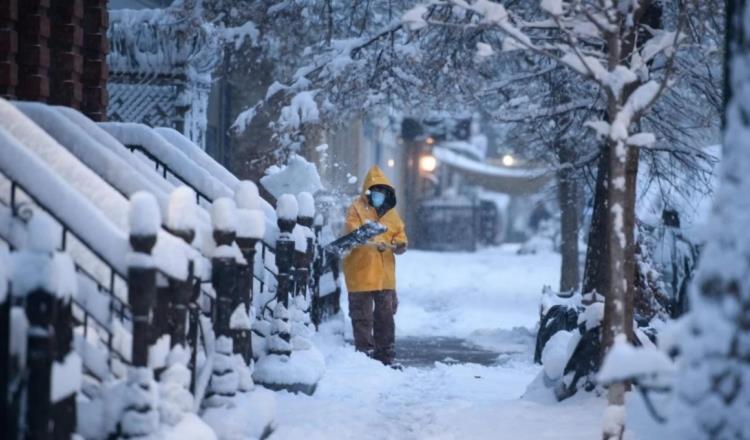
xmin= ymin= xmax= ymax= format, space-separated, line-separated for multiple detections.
xmin=254 ymin=193 xmax=324 ymax=395
xmin=24 ymin=263 xmax=57 ymax=439
xmin=51 ymin=257 xmax=78 ymax=440
xmin=269 ymin=194 xmax=298 ymax=357
xmin=121 ymin=193 xmax=160 ymax=438
xmin=127 ymin=193 xmax=159 ymax=367
xmin=210 ymin=197 xmax=240 ymax=342
xmin=17 ymin=214 xmax=79 ymax=439
xmin=235 ymin=181 xmax=266 ymax=365
xmin=310 ymin=214 xmax=324 ymax=327
xmin=165 ymin=187 xmax=198 ymax=349
xmin=293 ymin=192 xmax=316 ymax=336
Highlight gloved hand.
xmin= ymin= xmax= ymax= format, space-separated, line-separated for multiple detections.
xmin=393 ymin=242 xmax=407 ymax=255
xmin=377 ymin=243 xmax=388 ymax=252
xmin=393 ymin=291 xmax=399 ymax=315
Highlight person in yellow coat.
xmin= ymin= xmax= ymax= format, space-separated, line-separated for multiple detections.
xmin=343 ymin=165 xmax=407 ymax=367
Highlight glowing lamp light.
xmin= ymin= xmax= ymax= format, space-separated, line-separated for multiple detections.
xmin=387 ymin=159 xmax=396 ymax=168
xmin=419 ymin=155 xmax=438 ymax=173
xmin=425 ymin=137 xmax=435 ymax=145
xmin=502 ymin=154 xmax=515 ymax=167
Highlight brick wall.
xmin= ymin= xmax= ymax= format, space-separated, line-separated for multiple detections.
xmin=0 ymin=0 xmax=18 ymax=98
xmin=0 ymin=0 xmax=108 ymax=119
xmin=82 ymin=0 xmax=108 ymax=121
xmin=16 ymin=0 xmax=50 ymax=102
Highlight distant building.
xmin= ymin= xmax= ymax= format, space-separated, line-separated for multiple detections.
xmin=106 ymin=0 xmax=221 ymax=148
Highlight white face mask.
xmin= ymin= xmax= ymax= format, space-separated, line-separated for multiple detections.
xmin=371 ymin=191 xmax=386 ymax=208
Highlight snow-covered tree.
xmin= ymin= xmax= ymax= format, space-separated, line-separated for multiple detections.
xmin=670 ymin=1 xmax=750 ymax=437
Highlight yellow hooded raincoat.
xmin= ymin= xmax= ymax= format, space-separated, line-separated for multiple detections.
xmin=342 ymin=166 xmax=408 ymax=293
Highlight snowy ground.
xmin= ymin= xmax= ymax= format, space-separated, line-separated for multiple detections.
xmin=266 ymin=246 xmax=630 ymax=439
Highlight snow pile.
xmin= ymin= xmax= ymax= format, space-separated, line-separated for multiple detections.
xmin=277 ymin=194 xmax=299 ymax=221
xmin=254 ymin=342 xmax=325 ymax=390
xmin=235 ymin=181 xmax=266 ymax=240
xmin=541 ymin=330 xmax=578 ymax=381
xmin=120 ymin=368 xmax=160 ymax=437
xmin=129 ymin=191 xmax=161 ymax=236
xmin=261 ymin=155 xmax=323 ymax=200
xmin=235 ymin=180 xmax=262 ymax=210
xmin=26 ymin=211 xmax=58 ymax=253
xmin=158 ymin=346 xmax=195 ymax=426
xmin=9 ymin=230 xmax=78 ymax=300
xmin=201 ymin=388 xmax=276 ymax=440
xmin=51 ymin=352 xmax=82 ymax=402
xmin=598 ymin=335 xmax=675 ymax=384
xmin=236 ymin=209 xmax=266 ymax=240
xmin=167 ymin=186 xmax=198 ymax=233
xmin=230 ymin=304 xmax=253 ymax=331
xmin=292 ymin=225 xmax=310 ymax=252
xmin=204 ymin=336 xmax=240 ymax=408
xmin=296 ymin=192 xmax=315 ymax=219
xmin=211 ymin=198 xmax=237 ymax=233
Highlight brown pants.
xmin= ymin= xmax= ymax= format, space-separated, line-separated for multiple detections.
xmin=348 ymin=290 xmax=396 ymax=365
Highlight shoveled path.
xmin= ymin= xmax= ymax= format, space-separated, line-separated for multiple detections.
xmin=268 ymin=246 xmax=603 ymax=440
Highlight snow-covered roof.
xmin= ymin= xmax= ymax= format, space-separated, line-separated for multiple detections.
xmin=433 ymin=147 xmax=550 ymax=195
xmin=108 ymin=5 xmax=220 ymax=76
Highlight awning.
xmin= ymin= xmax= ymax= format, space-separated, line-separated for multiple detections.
xmin=433 ymin=147 xmax=551 ymax=195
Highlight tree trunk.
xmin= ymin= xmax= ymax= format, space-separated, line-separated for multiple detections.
xmin=582 ymin=147 xmax=610 ymax=300
xmin=558 ymin=142 xmax=581 ymax=293
xmin=623 ymin=146 xmax=639 ymax=336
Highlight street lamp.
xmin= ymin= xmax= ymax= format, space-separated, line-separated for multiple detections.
xmin=419 ymin=154 xmax=438 ymax=173
xmin=502 ymin=154 xmax=515 ymax=167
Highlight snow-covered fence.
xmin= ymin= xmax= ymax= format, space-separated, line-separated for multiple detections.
xmin=0 ymin=209 xmax=80 ymax=438
xmin=310 ymin=201 xmax=344 ymax=327
xmin=0 ymin=95 xmax=342 ymax=435
xmin=0 ymin=100 xmax=281 ymax=437
xmin=268 ymin=195 xmax=297 ymax=358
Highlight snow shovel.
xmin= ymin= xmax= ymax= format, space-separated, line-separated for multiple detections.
xmin=323 ymin=221 xmax=387 ymax=257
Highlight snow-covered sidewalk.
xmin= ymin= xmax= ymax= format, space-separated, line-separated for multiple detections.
xmin=267 ymin=246 xmax=608 ymax=439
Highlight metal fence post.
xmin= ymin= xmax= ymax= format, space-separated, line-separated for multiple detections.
xmin=311 ymin=215 xmax=324 ymax=328
xmin=235 ymin=236 xmax=259 ymax=364
xmin=122 ymin=193 xmax=160 ymax=438
xmin=295 ymin=207 xmax=315 ymax=334
xmin=128 ymin=232 xmax=157 ymax=367
xmin=211 ymin=249 xmax=236 ymax=339
xmin=234 ymin=181 xmax=265 ymax=365
xmin=270 ymin=195 xmax=297 ymax=357
xmin=25 ymin=284 xmax=57 ymax=440
xmin=211 ymin=201 xmax=238 ymax=341
xmin=52 ymin=276 xmax=77 ymax=439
